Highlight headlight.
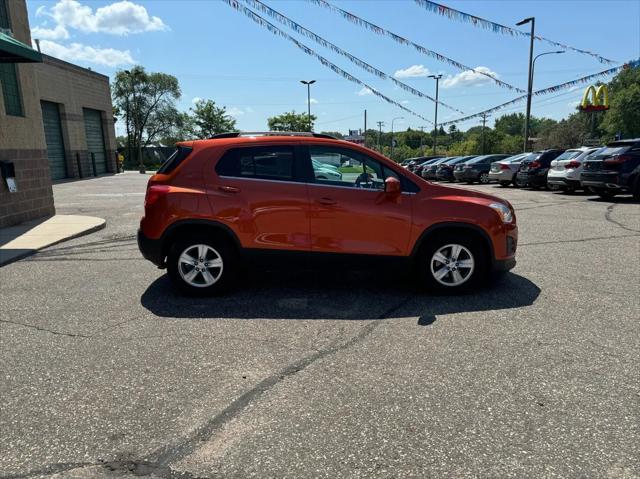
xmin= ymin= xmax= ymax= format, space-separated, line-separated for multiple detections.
xmin=489 ymin=203 xmax=513 ymax=223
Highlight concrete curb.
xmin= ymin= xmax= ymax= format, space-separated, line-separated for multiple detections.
xmin=0 ymin=216 xmax=106 ymax=267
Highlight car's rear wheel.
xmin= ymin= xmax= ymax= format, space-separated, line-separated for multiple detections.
xmin=479 ymin=173 xmax=490 ymax=184
xmin=418 ymin=234 xmax=487 ymax=293
xmin=167 ymin=235 xmax=237 ymax=295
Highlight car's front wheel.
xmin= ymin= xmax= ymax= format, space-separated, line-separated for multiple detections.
xmin=418 ymin=234 xmax=486 ymax=293
xmin=167 ymin=235 xmax=237 ymax=295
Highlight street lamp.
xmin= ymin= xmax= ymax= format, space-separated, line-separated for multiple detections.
xmin=428 ymin=74 xmax=443 ymax=154
xmin=516 ymin=17 xmax=536 ymax=152
xmin=391 ymin=116 xmax=404 ymax=160
xmin=300 ymin=80 xmax=316 ymax=132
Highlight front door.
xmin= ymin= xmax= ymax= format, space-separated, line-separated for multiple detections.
xmin=211 ymin=144 xmax=310 ymax=251
xmin=305 ymin=145 xmax=413 ymax=256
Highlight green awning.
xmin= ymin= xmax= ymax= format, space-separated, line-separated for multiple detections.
xmin=0 ymin=31 xmax=42 ymax=63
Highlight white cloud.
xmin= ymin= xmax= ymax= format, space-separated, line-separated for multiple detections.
xmin=32 ymin=24 xmax=70 ymax=40
xmin=191 ymin=97 xmax=203 ymax=105
xmin=394 ymin=64 xmax=431 ymax=78
xmin=309 ymin=98 xmax=319 ymax=104
xmin=442 ymin=66 xmax=499 ymax=89
xmin=227 ymin=107 xmax=245 ymax=117
xmin=38 ymin=39 xmax=135 ymax=67
xmin=38 ymin=0 xmax=168 ymax=36
xmin=357 ymin=87 xmax=373 ymax=96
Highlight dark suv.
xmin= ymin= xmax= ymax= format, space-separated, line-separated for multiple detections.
xmin=515 ymin=149 xmax=564 ymax=188
xmin=454 ymin=154 xmax=510 ymax=184
xmin=581 ymin=139 xmax=640 ymax=200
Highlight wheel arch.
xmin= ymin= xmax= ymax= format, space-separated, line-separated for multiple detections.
xmin=411 ymin=222 xmax=495 ymax=266
xmin=160 ymin=219 xmax=242 ymax=266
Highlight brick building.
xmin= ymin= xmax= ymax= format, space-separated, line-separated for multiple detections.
xmin=0 ymin=0 xmax=116 ymax=228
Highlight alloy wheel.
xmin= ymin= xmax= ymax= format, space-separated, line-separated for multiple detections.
xmin=178 ymin=244 xmax=224 ymax=288
xmin=430 ymin=244 xmax=475 ymax=287
xmin=479 ymin=173 xmax=490 ymax=184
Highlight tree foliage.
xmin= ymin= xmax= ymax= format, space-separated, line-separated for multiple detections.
xmin=602 ymin=65 xmax=640 ymax=138
xmin=190 ymin=99 xmax=238 ymax=138
xmin=267 ymin=110 xmax=316 ymax=131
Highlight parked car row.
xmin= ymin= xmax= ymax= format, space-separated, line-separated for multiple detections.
xmin=401 ymin=138 xmax=640 ymax=200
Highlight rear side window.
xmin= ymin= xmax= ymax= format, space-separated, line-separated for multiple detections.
xmin=157 ymin=146 xmax=192 ymax=174
xmin=216 ymin=146 xmax=295 ymax=181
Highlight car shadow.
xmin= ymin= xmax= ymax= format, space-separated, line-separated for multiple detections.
xmin=141 ymin=268 xmax=540 ymax=326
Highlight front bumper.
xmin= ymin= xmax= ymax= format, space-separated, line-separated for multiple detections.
xmin=138 ymin=228 xmax=164 ymax=267
xmin=494 ymin=257 xmax=516 ymax=272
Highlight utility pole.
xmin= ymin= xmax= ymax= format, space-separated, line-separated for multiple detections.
xmin=481 ymin=113 xmax=490 ymax=154
xmin=391 ymin=117 xmax=403 ymax=160
xmin=429 ymin=74 xmax=443 ymax=154
xmin=300 ymin=80 xmax=316 ymax=131
xmin=517 ymin=17 xmax=535 ymax=152
xmin=364 ymin=109 xmax=367 ymax=147
xmin=376 ymin=121 xmax=384 ymax=152
xmin=418 ymin=125 xmax=428 ymax=155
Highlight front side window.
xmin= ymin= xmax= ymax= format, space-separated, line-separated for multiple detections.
xmin=308 ymin=146 xmax=417 ymax=192
xmin=216 ymin=146 xmax=295 ymax=181
xmin=0 ymin=63 xmax=23 ymax=116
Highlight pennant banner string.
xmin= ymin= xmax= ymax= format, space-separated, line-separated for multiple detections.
xmin=439 ymin=59 xmax=639 ymax=127
xmin=223 ymin=0 xmax=434 ymax=125
xmin=414 ymin=0 xmax=616 ymax=65
xmin=307 ymin=0 xmax=526 ymax=93
xmin=243 ymin=0 xmax=464 ymax=114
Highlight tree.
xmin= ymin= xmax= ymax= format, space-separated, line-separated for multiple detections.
xmin=320 ymin=131 xmax=344 ymax=139
xmin=112 ymin=66 xmax=181 ymax=171
xmin=190 ymin=99 xmax=237 ymax=138
xmin=602 ymin=65 xmax=640 ymax=138
xmin=267 ymin=110 xmax=316 ymax=131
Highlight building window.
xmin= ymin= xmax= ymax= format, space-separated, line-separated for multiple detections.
xmin=0 ymin=0 xmax=10 ymax=30
xmin=0 ymin=63 xmax=24 ymax=116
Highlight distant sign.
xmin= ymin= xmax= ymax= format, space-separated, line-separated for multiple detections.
xmin=583 ymin=138 xmax=601 ymax=147
xmin=580 ymin=85 xmax=609 ymax=112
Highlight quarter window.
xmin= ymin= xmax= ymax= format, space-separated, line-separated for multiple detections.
xmin=216 ymin=146 xmax=295 ymax=181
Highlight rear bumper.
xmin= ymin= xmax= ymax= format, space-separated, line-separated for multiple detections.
xmin=517 ymin=170 xmax=547 ymax=186
xmin=138 ymin=228 xmax=164 ymax=267
xmin=436 ymin=171 xmax=454 ymax=181
xmin=581 ymin=172 xmax=628 ymax=190
xmin=489 ymin=170 xmax=513 ymax=182
xmin=454 ymin=170 xmax=479 ymax=181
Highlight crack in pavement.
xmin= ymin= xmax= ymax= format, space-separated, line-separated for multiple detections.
xmin=1 ymin=296 xmax=412 ymax=479
xmin=0 ymin=319 xmax=91 ymax=339
xmin=604 ymin=204 xmax=640 ymax=233
xmin=519 ymin=233 xmax=640 ymax=247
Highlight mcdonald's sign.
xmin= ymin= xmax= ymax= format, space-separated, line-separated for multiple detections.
xmin=580 ymin=84 xmax=609 ymax=112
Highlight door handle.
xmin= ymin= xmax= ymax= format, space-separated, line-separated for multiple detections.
xmin=218 ymin=185 xmax=240 ymax=193
xmin=317 ymin=197 xmax=337 ymax=206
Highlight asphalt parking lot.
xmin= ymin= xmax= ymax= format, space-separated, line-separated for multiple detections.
xmin=1 ymin=172 xmax=639 ymax=478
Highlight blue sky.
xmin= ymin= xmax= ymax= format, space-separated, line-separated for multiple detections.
xmin=27 ymin=0 xmax=640 ymax=135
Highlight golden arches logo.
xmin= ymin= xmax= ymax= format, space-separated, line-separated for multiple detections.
xmin=580 ymin=84 xmax=609 ymax=111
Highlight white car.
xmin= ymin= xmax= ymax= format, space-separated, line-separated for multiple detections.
xmin=312 ymin=159 xmax=342 ymax=181
xmin=547 ymin=146 xmax=602 ymax=192
xmin=488 ymin=153 xmax=529 ymax=186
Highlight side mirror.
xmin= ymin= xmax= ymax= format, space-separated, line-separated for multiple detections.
xmin=384 ymin=176 xmax=401 ymax=195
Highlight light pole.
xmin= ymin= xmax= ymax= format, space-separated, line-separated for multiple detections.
xmin=428 ymin=74 xmax=442 ymax=154
xmin=300 ymin=80 xmax=315 ymax=131
xmin=391 ymin=116 xmax=403 ymax=160
xmin=516 ymin=17 xmax=536 ymax=152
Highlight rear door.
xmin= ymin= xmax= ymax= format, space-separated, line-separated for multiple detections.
xmin=304 ymin=145 xmax=414 ymax=256
xmin=212 ymin=144 xmax=310 ymax=251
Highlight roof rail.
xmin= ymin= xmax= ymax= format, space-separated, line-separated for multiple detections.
xmin=208 ymin=131 xmax=337 ymax=140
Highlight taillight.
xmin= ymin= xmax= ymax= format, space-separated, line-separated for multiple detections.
xmin=530 ymin=161 xmax=541 ymax=168
xmin=565 ymin=160 xmax=581 ymax=169
xmin=500 ymin=164 xmax=510 ymax=170
xmin=145 ymin=184 xmax=171 ymax=207
xmin=603 ymin=154 xmax=632 ymax=166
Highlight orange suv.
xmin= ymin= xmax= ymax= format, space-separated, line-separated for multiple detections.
xmin=138 ymin=132 xmax=517 ymax=294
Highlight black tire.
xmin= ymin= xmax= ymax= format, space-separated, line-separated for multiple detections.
xmin=633 ymin=176 xmax=640 ymax=201
xmin=417 ymin=233 xmax=488 ymax=293
xmin=499 ymin=181 xmax=511 ymax=187
xmin=594 ymin=188 xmax=617 ymax=200
xmin=167 ymin=234 xmax=238 ymax=295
